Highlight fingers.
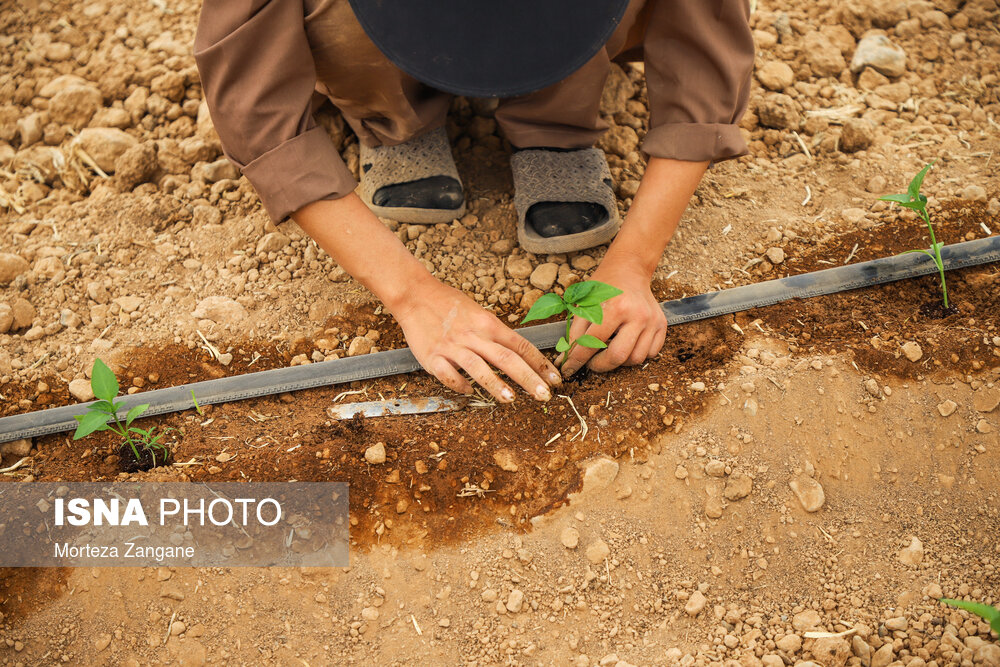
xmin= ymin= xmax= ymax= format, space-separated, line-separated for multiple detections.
xmin=587 ymin=324 xmax=641 ymax=373
xmin=456 ymin=352 xmax=515 ymax=403
xmin=649 ymin=326 xmax=668 ymax=360
xmin=473 ymin=341 xmax=553 ymax=401
xmin=428 ymin=358 xmax=473 ymax=396
xmin=561 ymin=320 xmax=616 ymax=377
xmin=626 ymin=328 xmax=658 ymax=366
xmin=493 ymin=328 xmax=562 ymax=390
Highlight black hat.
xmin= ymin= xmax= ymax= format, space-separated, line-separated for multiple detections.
xmin=348 ymin=0 xmax=630 ymax=98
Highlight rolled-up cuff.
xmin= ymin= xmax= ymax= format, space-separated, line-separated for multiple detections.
xmin=641 ymin=123 xmax=747 ymax=163
xmin=241 ymin=127 xmax=357 ymax=222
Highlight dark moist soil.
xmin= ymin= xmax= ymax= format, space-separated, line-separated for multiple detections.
xmin=919 ymin=301 xmax=961 ymax=319
xmin=2 ymin=203 xmax=998 ymax=554
xmin=116 ymin=441 xmax=170 ymax=473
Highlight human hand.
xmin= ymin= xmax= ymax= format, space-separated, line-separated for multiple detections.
xmin=559 ymin=258 xmax=667 ymax=376
xmin=393 ymin=277 xmax=562 ymax=402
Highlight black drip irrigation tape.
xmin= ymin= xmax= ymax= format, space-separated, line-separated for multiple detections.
xmin=1 ymin=235 xmax=998 ymax=445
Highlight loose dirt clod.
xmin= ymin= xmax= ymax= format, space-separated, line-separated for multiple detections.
xmin=364 ymin=442 xmax=386 ymax=465
xmin=789 ymin=475 xmax=826 ymax=512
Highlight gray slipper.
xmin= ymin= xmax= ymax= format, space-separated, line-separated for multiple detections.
xmin=359 ymin=126 xmax=467 ymax=224
xmin=511 ymin=148 xmax=622 ymax=254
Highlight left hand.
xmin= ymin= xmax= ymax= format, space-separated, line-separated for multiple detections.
xmin=559 ymin=257 xmax=667 ymax=376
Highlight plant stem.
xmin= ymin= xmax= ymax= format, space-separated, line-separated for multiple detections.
xmin=922 ymin=208 xmax=948 ymax=308
xmin=106 ymin=410 xmax=144 ymax=461
xmin=558 ymin=314 xmax=576 ymax=369
xmin=558 ymin=340 xmax=579 ymax=370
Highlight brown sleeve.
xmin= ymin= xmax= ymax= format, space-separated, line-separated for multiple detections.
xmin=194 ymin=0 xmax=357 ymax=222
xmin=641 ymin=0 xmax=754 ymax=163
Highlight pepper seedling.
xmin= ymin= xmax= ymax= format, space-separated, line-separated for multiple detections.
xmin=73 ymin=358 xmax=171 ymax=467
xmin=521 ymin=280 xmax=623 ymax=367
xmin=879 ymin=162 xmax=950 ymax=309
xmin=939 ymin=598 xmax=1000 ymax=636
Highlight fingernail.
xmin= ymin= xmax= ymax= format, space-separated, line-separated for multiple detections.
xmin=501 ymin=387 xmax=514 ymax=402
xmin=535 ymin=385 xmax=550 ymax=401
xmin=562 ymin=364 xmax=579 ymax=377
xmin=546 ymin=371 xmax=562 ymax=386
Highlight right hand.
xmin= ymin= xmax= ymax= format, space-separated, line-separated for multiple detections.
xmin=391 ymin=278 xmax=561 ymax=403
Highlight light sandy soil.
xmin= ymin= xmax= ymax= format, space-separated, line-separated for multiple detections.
xmin=1 ymin=0 xmax=1000 ymax=665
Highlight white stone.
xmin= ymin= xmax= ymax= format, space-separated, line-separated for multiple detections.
xmin=364 ymin=442 xmax=386 ymax=465
xmin=789 ymin=475 xmax=825 ymax=512
xmin=69 ymin=379 xmax=96 ymax=402
xmin=898 ymin=536 xmax=924 ymax=566
xmin=684 ymin=591 xmax=707 ymax=616
xmin=901 ymin=341 xmax=923 ymax=362
xmin=191 ymin=296 xmax=247 ymax=327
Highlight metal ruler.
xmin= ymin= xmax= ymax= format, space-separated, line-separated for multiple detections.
xmin=1 ymin=235 xmax=998 ymax=444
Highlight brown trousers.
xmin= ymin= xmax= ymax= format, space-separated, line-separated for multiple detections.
xmin=303 ymin=0 xmax=649 ymax=150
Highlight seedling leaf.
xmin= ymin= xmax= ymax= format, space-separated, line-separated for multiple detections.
xmin=567 ymin=303 xmax=604 ymax=324
xmin=563 ymin=281 xmax=597 ymax=304
xmin=939 ymin=599 xmax=1000 ymax=634
xmin=521 ymin=293 xmax=567 ymax=323
xmin=73 ymin=410 xmax=110 ymax=440
xmin=900 ymin=249 xmax=937 ymax=262
xmin=126 ymin=404 xmax=149 ymax=427
xmin=190 ymin=390 xmax=204 ymax=416
xmin=572 ymin=283 xmax=623 ymax=307
xmin=566 ymin=303 xmax=602 ymax=324
xmin=880 ymin=196 xmax=925 ymax=212
xmin=576 ymin=335 xmax=608 ymax=349
xmin=879 ymin=193 xmax=910 ymax=204
xmin=879 ymin=163 xmax=949 ymax=309
xmin=908 ymin=162 xmax=933 ymax=199
xmin=90 ymin=359 xmax=119 ymax=402
xmin=521 ymin=279 xmax=621 ymax=370
xmin=92 ymin=400 xmax=116 ymax=413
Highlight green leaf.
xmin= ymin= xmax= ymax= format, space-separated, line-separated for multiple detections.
xmin=573 ymin=282 xmax=623 ymax=307
xmin=879 ymin=193 xmax=926 ymax=212
xmin=563 ymin=281 xmax=597 ymax=304
xmin=125 ymin=404 xmax=149 ymax=427
xmin=899 ymin=249 xmax=938 ymax=264
xmin=521 ymin=293 xmax=567 ymax=324
xmin=90 ymin=359 xmax=119 ymax=402
xmin=576 ymin=335 xmax=607 ymax=350
xmin=567 ymin=303 xmax=603 ymax=324
xmin=879 ymin=193 xmax=912 ymax=204
xmin=908 ymin=162 xmax=933 ymax=199
xmin=92 ymin=400 xmax=116 ymax=414
xmin=555 ymin=337 xmax=571 ymax=353
xmin=73 ymin=410 xmax=110 ymax=440
xmin=940 ymin=599 xmax=1000 ymax=634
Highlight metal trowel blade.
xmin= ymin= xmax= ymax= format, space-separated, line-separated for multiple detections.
xmin=326 ymin=396 xmax=468 ymax=420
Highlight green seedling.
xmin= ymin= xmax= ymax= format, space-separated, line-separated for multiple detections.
xmin=880 ymin=162 xmax=949 ymax=309
xmin=521 ymin=280 xmax=623 ymax=367
xmin=940 ymin=598 xmax=1000 ymax=636
xmin=190 ymin=389 xmax=203 ymax=416
xmin=73 ymin=359 xmax=171 ymax=466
